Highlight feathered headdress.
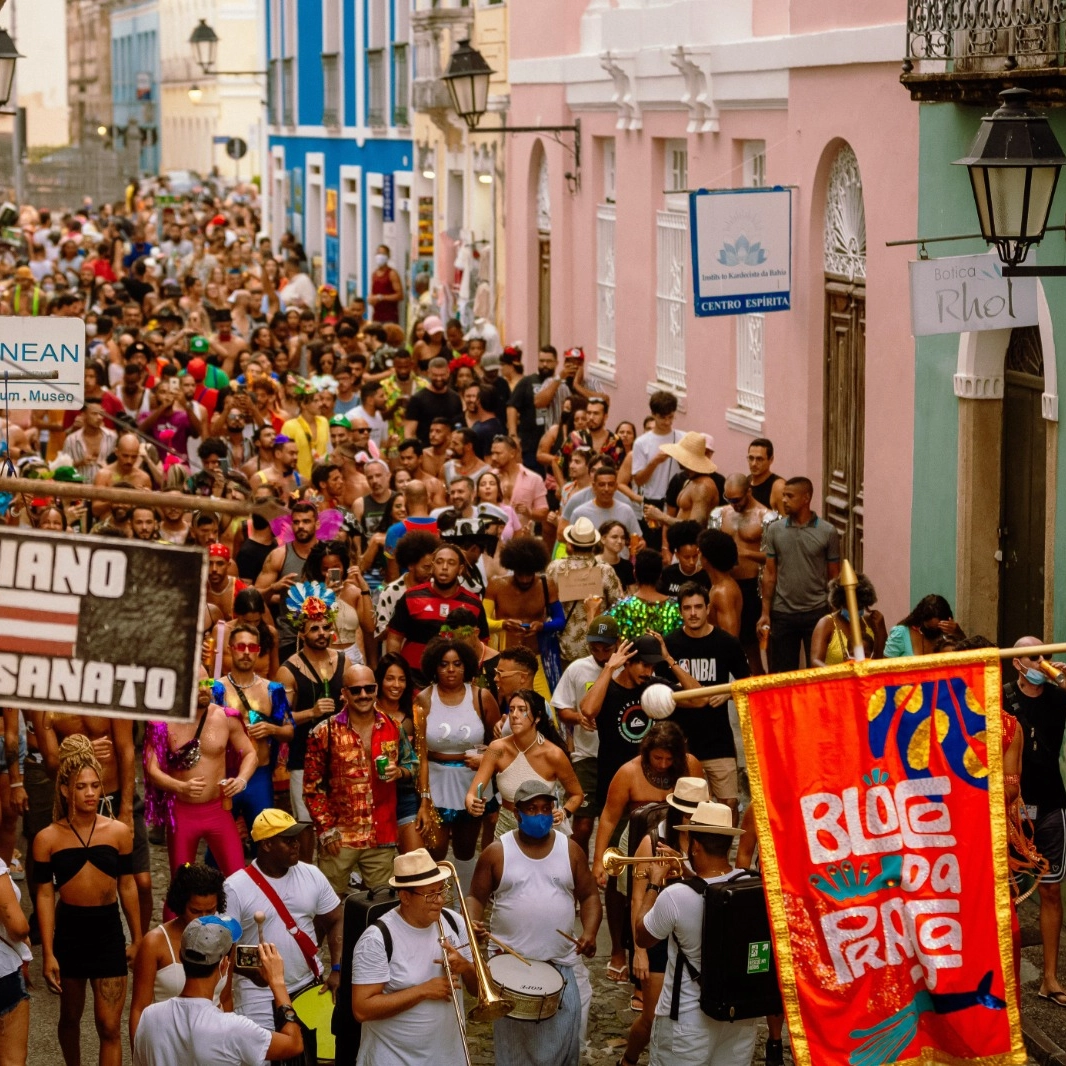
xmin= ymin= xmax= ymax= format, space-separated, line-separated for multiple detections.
xmin=285 ymin=581 xmax=338 ymax=628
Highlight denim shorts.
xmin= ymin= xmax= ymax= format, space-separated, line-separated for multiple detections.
xmin=0 ymin=968 xmax=28 ymax=1018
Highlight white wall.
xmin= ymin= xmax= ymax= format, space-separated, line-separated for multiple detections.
xmin=0 ymin=0 xmax=70 ymax=147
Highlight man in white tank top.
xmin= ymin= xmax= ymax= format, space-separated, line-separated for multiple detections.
xmin=467 ymin=780 xmax=602 ymax=1066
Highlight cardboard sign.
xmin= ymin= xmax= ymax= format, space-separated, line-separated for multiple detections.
xmin=555 ymin=565 xmax=607 ymax=603
xmin=909 ymin=253 xmax=1038 ymax=336
xmin=0 ymin=528 xmax=207 ymax=721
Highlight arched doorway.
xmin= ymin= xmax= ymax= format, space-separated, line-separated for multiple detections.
xmin=999 ymin=325 xmax=1046 ymax=643
xmin=536 ymin=150 xmax=551 ymax=350
xmin=822 ymin=145 xmax=867 ymax=571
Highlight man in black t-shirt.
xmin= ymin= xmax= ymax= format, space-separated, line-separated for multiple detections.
xmin=402 ymin=357 xmax=462 ymax=444
xmin=660 ymin=581 xmax=749 ymax=819
xmin=1005 ymin=637 xmax=1066 ymax=1005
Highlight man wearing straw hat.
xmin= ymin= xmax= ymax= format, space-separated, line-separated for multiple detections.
xmin=351 ymin=849 xmax=476 ymax=1065
xmin=636 ymin=800 xmax=754 ymax=1066
xmin=642 ymin=431 xmax=720 ymax=529
xmin=467 ymin=780 xmax=602 ymax=1066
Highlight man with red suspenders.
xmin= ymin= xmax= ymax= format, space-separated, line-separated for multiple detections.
xmin=224 ymin=810 xmax=344 ymax=1034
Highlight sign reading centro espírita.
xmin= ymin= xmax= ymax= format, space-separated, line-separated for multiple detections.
xmin=0 ymin=318 xmax=86 ymax=410
xmin=0 ymin=528 xmax=207 ymax=721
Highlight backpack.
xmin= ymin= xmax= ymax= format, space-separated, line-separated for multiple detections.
xmin=667 ymin=870 xmax=783 ymax=1023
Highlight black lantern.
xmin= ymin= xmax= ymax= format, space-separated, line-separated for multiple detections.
xmin=190 ymin=19 xmax=219 ymax=75
xmin=955 ymin=87 xmax=1066 ymax=268
xmin=441 ymin=39 xmax=494 ymax=130
xmin=0 ymin=29 xmax=22 ymax=110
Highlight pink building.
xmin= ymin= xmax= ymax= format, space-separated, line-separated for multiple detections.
xmin=504 ymin=0 xmax=918 ymax=624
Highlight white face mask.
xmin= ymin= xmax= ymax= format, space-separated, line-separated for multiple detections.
xmin=85 ymin=323 xmax=98 ymax=337
xmin=374 ymin=254 xmax=388 ymax=268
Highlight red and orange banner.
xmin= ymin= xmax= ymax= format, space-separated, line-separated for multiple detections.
xmin=735 ymin=654 xmax=1025 ymax=1066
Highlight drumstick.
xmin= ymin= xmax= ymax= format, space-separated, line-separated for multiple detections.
xmin=254 ymin=911 xmax=266 ymax=944
xmin=486 ymin=932 xmax=531 ymax=965
xmin=555 ymin=928 xmax=581 ymax=947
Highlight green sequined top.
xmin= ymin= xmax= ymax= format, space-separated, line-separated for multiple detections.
xmin=608 ymin=596 xmax=683 ymax=642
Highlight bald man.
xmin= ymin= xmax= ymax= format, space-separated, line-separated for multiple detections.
xmin=92 ymin=432 xmax=153 ymax=518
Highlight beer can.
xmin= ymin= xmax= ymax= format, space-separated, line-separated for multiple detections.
xmin=375 ymin=755 xmax=390 ymax=780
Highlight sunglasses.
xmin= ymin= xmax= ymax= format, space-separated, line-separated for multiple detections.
xmin=197 ymin=678 xmax=214 ymax=689
xmin=344 ymin=684 xmax=378 ymax=695
xmin=232 ymin=642 xmax=261 ymax=654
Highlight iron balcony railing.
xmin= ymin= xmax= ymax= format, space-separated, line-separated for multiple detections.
xmin=905 ymin=0 xmax=1066 ymax=71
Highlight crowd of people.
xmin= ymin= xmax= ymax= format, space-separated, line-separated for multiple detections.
xmin=0 ymin=180 xmax=1060 ymax=1066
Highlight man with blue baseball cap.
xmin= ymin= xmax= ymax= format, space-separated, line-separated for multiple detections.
xmin=132 ymin=915 xmax=304 ymax=1065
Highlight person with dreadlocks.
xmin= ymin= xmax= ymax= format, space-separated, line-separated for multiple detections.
xmin=280 ymin=379 xmax=330 ymax=481
xmin=33 ymin=734 xmax=142 ymax=1066
xmin=144 ymin=665 xmax=258 ymax=882
xmin=275 ymin=582 xmax=345 ymax=860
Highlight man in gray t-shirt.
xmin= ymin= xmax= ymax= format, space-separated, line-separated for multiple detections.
xmin=758 ymin=476 xmax=839 ymax=673
xmin=568 ymin=466 xmax=642 ymax=555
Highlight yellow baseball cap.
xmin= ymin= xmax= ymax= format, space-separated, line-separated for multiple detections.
xmin=250 ymin=808 xmax=310 ymax=842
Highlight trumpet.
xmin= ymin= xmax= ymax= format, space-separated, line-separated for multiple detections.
xmin=436 ymin=859 xmax=514 ymax=1066
xmin=602 ymin=846 xmax=687 ymax=879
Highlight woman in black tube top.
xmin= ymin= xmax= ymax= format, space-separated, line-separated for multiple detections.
xmin=33 ymin=734 xmax=142 ymax=1066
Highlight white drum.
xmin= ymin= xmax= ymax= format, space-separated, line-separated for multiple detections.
xmin=488 ymin=955 xmax=564 ymax=1021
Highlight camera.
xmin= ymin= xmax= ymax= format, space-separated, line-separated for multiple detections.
xmin=236 ymin=944 xmax=261 ymax=968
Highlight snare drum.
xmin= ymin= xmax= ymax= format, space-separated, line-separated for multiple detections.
xmin=488 ymin=955 xmax=564 ymax=1021
xmin=292 ymin=983 xmax=335 ymax=1060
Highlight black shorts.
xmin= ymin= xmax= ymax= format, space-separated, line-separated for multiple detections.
xmin=1034 ymin=808 xmax=1066 ymax=884
xmin=54 ymin=901 xmax=128 ymax=980
xmin=737 ymin=577 xmax=761 ymax=645
xmin=102 ymin=790 xmax=151 ymax=876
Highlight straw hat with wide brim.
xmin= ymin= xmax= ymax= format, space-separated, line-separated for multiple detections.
xmin=561 ymin=516 xmax=601 ymax=549
xmin=684 ymin=800 xmax=744 ymax=837
xmin=660 ymin=431 xmax=717 ymax=474
xmin=389 ymin=847 xmax=450 ymax=888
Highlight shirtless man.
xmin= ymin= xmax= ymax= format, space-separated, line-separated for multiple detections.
xmin=32 ymin=709 xmax=154 ymax=934
xmin=643 ymin=431 xmax=719 ymax=528
xmin=145 ymin=665 xmax=258 ymax=878
xmin=205 ymin=543 xmax=246 ymax=619
xmin=484 ymin=535 xmax=562 ymax=658
xmin=421 ymin=418 xmax=452 ymax=479
xmin=333 ymin=444 xmax=372 ymax=510
xmin=216 ymin=624 xmax=293 ymax=839
xmin=697 ymin=529 xmax=743 ymax=639
xmin=92 ymin=432 xmax=153 ymax=520
xmin=253 ymin=434 xmax=302 ymax=502
xmin=712 ymin=473 xmax=774 ymax=672
xmin=396 ymin=438 xmax=447 ymax=508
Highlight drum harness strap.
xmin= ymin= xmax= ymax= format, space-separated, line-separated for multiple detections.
xmin=245 ymin=863 xmax=324 ymax=979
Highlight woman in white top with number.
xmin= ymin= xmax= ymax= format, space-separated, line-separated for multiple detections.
xmin=129 ymin=863 xmax=231 ymax=1042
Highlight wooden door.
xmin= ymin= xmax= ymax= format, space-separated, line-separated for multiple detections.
xmin=998 ymin=326 xmax=1046 ymax=644
xmin=823 ymin=280 xmax=866 ymax=571
xmin=538 ymin=233 xmax=551 ymax=351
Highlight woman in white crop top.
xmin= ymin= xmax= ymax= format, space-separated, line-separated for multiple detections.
xmin=465 ymin=688 xmax=583 ymax=838
xmin=129 ymin=863 xmax=230 ymax=1043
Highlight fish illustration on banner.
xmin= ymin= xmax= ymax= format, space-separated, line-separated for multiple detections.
xmin=735 ymin=654 xmax=1024 ymax=1066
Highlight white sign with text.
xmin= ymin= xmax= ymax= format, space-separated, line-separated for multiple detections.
xmin=909 ymin=253 xmax=1038 ymax=337
xmin=0 ymin=317 xmax=86 ymax=410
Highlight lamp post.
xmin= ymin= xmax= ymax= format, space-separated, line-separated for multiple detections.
xmin=189 ymin=19 xmax=219 ymax=76
xmin=0 ymin=28 xmax=22 ymax=109
xmin=955 ymin=87 xmax=1066 ymax=276
xmin=440 ymin=39 xmax=581 ymax=190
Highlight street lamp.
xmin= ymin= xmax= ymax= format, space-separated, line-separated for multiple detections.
xmin=441 ymin=39 xmax=494 ymax=131
xmin=190 ymin=19 xmax=219 ymax=75
xmin=955 ymin=87 xmax=1066 ymax=269
xmin=0 ymin=28 xmax=23 ymax=110
xmin=188 ymin=85 xmax=203 ymax=104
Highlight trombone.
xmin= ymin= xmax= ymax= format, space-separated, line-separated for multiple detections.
xmin=602 ymin=846 xmax=687 ymax=880
xmin=436 ymin=860 xmax=514 ymax=1066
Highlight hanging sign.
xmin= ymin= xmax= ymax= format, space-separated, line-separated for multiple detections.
xmin=689 ymin=187 xmax=792 ymax=317
xmin=0 ymin=318 xmax=86 ymax=410
xmin=909 ymin=253 xmax=1038 ymax=336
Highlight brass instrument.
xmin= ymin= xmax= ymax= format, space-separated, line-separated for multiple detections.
xmin=602 ymin=846 xmax=687 ymax=880
xmin=436 ymin=859 xmax=514 ymax=1066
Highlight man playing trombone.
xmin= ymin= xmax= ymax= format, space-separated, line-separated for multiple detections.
xmin=468 ymin=780 xmax=602 ymax=1066
xmin=351 ymin=849 xmax=477 ymax=1065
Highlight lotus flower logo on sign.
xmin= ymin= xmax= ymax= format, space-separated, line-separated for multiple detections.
xmin=690 ymin=187 xmax=792 ymax=318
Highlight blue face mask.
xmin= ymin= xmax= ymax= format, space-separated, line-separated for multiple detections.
xmin=1025 ymin=668 xmax=1047 ymax=687
xmin=517 ymin=811 xmax=554 ymax=840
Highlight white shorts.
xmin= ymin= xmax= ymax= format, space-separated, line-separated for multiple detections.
xmin=650 ymin=1010 xmax=756 ymax=1066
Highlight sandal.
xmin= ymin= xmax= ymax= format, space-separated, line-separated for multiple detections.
xmin=629 ymin=992 xmax=643 ymax=1012
xmin=606 ymin=962 xmax=629 ymax=983
xmin=1038 ymin=989 xmax=1066 ymax=1008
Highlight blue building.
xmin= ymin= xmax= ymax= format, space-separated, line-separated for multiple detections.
xmin=266 ymin=0 xmax=414 ymax=307
xmin=111 ymin=0 xmax=161 ymax=175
